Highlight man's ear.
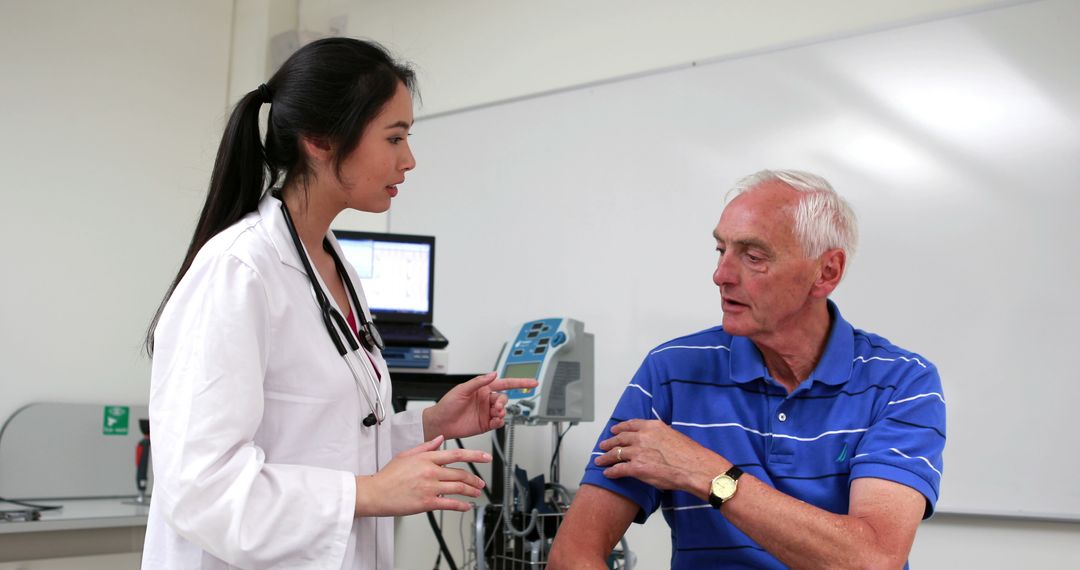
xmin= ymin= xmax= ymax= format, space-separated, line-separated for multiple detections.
xmin=299 ymin=135 xmax=334 ymax=167
xmin=811 ymin=248 xmax=846 ymax=298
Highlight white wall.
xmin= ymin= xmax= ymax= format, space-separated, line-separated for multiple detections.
xmin=339 ymin=0 xmax=1008 ymax=117
xmin=0 ymin=1 xmax=231 ymax=437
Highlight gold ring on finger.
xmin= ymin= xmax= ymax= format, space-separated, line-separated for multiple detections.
xmin=616 ymin=447 xmax=623 ymax=461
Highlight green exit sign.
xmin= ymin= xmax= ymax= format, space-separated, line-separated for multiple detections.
xmin=103 ymin=406 xmax=130 ymax=435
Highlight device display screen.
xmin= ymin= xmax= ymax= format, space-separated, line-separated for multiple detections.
xmin=504 ymin=362 xmax=541 ymax=379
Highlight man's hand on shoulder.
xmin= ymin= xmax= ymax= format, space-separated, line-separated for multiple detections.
xmin=594 ymin=419 xmax=728 ymax=498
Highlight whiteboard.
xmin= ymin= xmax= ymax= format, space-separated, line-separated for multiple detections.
xmin=392 ymin=0 xmax=1080 ymax=520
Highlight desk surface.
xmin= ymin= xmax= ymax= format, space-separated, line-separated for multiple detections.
xmin=0 ymin=497 xmax=149 ymax=534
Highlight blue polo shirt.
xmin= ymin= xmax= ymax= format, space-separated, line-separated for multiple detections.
xmin=581 ymin=301 xmax=945 ymax=569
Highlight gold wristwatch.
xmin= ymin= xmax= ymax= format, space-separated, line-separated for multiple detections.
xmin=708 ymin=466 xmax=744 ymax=509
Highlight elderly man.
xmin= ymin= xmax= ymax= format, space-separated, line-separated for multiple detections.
xmin=549 ymin=170 xmax=945 ymax=569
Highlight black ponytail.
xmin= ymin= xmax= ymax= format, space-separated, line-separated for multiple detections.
xmin=146 ymin=38 xmax=415 ymax=355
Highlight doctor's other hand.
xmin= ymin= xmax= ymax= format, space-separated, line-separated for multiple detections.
xmin=423 ymin=372 xmax=538 ymax=440
xmin=354 ymin=435 xmax=490 ymax=517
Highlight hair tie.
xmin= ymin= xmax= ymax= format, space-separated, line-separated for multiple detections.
xmin=257 ymin=83 xmax=273 ymax=104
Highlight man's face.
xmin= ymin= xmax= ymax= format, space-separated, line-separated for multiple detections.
xmin=712 ymin=181 xmax=821 ymax=341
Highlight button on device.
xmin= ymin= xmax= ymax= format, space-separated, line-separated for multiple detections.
xmin=530 ymin=322 xmax=543 ymax=330
xmin=551 ymin=331 xmax=567 ymax=347
xmin=533 ymin=347 xmax=546 ymax=355
xmin=777 ymin=412 xmax=787 ymax=422
xmin=513 ymin=349 xmax=524 ymax=356
xmin=538 ymin=337 xmax=549 ymax=345
xmin=527 ymin=331 xmax=539 ymax=338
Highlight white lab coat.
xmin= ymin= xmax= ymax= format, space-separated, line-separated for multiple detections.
xmin=143 ymin=193 xmax=424 ymax=569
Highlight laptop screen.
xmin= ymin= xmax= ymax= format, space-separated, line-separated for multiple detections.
xmin=332 ymin=230 xmax=435 ymax=324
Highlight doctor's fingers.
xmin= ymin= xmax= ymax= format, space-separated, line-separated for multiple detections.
xmin=435 ymin=465 xmax=486 ymax=490
xmin=457 ymin=371 xmax=498 ymax=393
xmin=428 ymin=495 xmax=476 ymax=513
xmin=427 ymin=448 xmax=493 ymax=466
xmin=434 ymin=479 xmax=484 ymax=499
xmin=400 ymin=435 xmax=446 ymax=457
xmin=490 ymin=377 xmax=539 ymax=392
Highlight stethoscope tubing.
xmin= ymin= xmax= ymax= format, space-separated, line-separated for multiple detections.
xmin=278 ymin=195 xmax=388 ymax=426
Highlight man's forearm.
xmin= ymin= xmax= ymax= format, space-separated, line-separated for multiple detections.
xmin=547 ymin=541 xmax=612 ymax=570
xmin=693 ymin=473 xmax=920 ymax=570
xmin=548 ymin=485 xmax=638 ymax=570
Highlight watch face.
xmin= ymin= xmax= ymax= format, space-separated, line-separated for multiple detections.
xmin=711 ymin=476 xmax=737 ymax=500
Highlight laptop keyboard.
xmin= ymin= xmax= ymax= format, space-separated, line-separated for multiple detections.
xmin=375 ymin=322 xmax=448 ymax=347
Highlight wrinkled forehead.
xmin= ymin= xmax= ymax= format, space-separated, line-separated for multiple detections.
xmin=715 ymin=184 xmax=801 ymax=245
xmin=721 ymin=183 xmax=799 ymax=223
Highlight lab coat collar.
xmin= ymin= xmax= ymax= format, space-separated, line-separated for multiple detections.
xmin=256 ymin=191 xmax=378 ymax=327
xmin=258 ymin=191 xmax=307 ymax=274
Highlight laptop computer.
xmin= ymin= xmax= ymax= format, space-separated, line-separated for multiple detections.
xmin=332 ymin=230 xmax=449 ymax=349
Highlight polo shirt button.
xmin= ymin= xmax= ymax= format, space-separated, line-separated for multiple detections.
xmin=778 ymin=412 xmax=788 ymax=422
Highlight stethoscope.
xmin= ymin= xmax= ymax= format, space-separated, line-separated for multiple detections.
xmin=278 ymin=196 xmax=387 ymax=427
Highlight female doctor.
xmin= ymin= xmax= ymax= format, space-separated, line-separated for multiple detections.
xmin=142 ymin=38 xmax=536 ymax=569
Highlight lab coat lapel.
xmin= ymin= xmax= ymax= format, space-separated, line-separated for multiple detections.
xmin=259 ymin=193 xmax=391 ymax=403
xmin=258 ymin=192 xmax=308 ymax=275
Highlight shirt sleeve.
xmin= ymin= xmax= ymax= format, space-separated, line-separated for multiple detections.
xmin=849 ymin=362 xmax=946 ymax=518
xmin=150 ymin=252 xmax=354 ymax=569
xmin=580 ymin=356 xmax=666 ymax=524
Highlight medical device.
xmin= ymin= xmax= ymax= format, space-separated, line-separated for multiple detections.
xmin=280 ymin=199 xmax=387 ymax=427
xmin=469 ymin=318 xmax=619 ymax=569
xmin=495 ymin=318 xmax=594 ymax=425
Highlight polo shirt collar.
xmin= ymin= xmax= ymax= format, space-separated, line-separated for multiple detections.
xmin=729 ymin=335 xmax=767 ymax=384
xmin=810 ymin=300 xmax=854 ymax=386
xmin=728 ymin=299 xmax=854 ymax=386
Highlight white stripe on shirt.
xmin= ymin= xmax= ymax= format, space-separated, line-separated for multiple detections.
xmin=627 ymin=383 xmax=653 ymax=398
xmin=672 ymin=421 xmax=869 ymax=442
xmin=890 ymin=447 xmax=943 ymax=478
xmin=650 ymin=344 xmax=731 ymax=355
xmin=662 ymin=504 xmax=711 ymax=512
xmin=853 ymin=355 xmax=927 ymax=368
xmin=887 ymin=392 xmax=946 ymax=406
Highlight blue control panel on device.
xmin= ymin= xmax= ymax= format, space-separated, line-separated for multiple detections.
xmin=496 ymin=318 xmax=594 ymax=424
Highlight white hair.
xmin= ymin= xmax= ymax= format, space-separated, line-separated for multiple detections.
xmin=727 ymin=169 xmax=858 ymax=261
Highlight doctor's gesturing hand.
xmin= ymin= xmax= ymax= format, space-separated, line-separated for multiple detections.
xmin=354 ymin=435 xmax=491 ymax=516
xmin=422 ymin=372 xmax=539 ymax=440
xmin=355 ymin=373 xmax=538 ymax=518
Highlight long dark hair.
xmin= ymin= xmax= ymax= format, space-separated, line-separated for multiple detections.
xmin=145 ymin=38 xmax=416 ymax=355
